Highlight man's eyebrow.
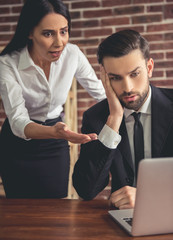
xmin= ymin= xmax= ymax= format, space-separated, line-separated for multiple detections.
xmin=128 ymin=66 xmax=140 ymax=74
xmin=107 ymin=66 xmax=141 ymax=76
xmin=107 ymin=72 xmax=120 ymax=77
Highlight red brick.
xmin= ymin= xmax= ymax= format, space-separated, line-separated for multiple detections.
xmin=77 ymin=91 xmax=91 ymax=99
xmin=77 ymin=82 xmax=83 ymax=90
xmin=0 ymin=25 xmax=11 ymax=31
xmin=150 ymin=52 xmax=164 ymax=60
xmin=70 ymin=11 xmax=81 ymax=19
xmin=0 ymin=34 xmax=13 ymax=41
xmin=166 ymin=70 xmax=173 ymax=77
xmin=11 ymin=25 xmax=17 ymax=31
xmin=152 ymin=71 xmax=164 ymax=78
xmin=0 ymin=7 xmax=10 ymax=14
xmin=71 ymin=1 xmax=100 ymax=9
xmin=12 ymin=6 xmax=23 ymax=13
xmin=84 ymin=9 xmax=112 ymax=18
xmin=134 ymin=0 xmax=163 ymax=3
xmin=86 ymin=48 xmax=97 ymax=55
xmin=0 ymin=16 xmax=19 ymax=23
xmin=113 ymin=6 xmax=144 ymax=15
xmin=101 ymin=17 xmax=129 ymax=26
xmin=165 ymin=32 xmax=173 ymax=41
xmin=72 ymin=20 xmax=99 ymax=29
xmin=70 ymin=30 xmax=82 ymax=38
xmin=84 ymin=28 xmax=112 ymax=38
xmin=87 ymin=57 xmax=98 ymax=64
xmin=132 ymin=14 xmax=162 ymax=24
xmin=150 ymin=80 xmax=173 ymax=87
xmin=102 ymin=0 xmax=131 ymax=7
xmin=164 ymin=4 xmax=173 ymax=19
xmin=147 ymin=23 xmax=173 ymax=32
xmin=154 ymin=60 xmax=173 ymax=68
xmin=147 ymin=5 xmax=162 ymax=12
xmin=116 ymin=26 xmax=144 ymax=33
xmin=77 ymin=100 xmax=96 ymax=109
xmin=150 ymin=42 xmax=173 ymax=51
xmin=166 ymin=52 xmax=173 ymax=58
xmin=0 ymin=112 xmax=6 ymax=118
xmin=144 ymin=33 xmax=163 ymax=42
xmin=71 ymin=39 xmax=99 ymax=47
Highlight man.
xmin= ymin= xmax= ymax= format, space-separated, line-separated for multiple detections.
xmin=73 ymin=29 xmax=173 ymax=209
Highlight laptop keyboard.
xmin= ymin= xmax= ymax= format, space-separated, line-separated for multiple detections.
xmin=123 ymin=217 xmax=133 ymax=226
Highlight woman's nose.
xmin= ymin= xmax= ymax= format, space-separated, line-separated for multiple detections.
xmin=54 ymin=34 xmax=63 ymax=47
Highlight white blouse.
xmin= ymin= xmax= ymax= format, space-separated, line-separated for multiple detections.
xmin=0 ymin=43 xmax=106 ymax=139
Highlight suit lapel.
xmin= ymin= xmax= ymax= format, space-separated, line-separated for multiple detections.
xmin=151 ymin=86 xmax=173 ymax=157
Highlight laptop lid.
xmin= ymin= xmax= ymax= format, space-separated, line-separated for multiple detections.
xmin=109 ymin=157 xmax=173 ymax=237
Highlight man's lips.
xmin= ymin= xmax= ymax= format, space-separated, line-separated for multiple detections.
xmin=123 ymin=95 xmax=137 ymax=102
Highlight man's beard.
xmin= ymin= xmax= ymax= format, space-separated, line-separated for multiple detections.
xmin=119 ymin=87 xmax=149 ymax=111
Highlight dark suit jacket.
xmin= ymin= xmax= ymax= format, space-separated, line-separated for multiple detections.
xmin=73 ymin=85 xmax=173 ymax=200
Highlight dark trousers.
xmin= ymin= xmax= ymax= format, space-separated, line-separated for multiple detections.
xmin=0 ymin=118 xmax=70 ymax=198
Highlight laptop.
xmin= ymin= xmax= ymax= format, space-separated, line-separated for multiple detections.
xmin=108 ymin=157 xmax=173 ymax=236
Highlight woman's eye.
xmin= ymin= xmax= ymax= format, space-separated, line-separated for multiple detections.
xmin=61 ymin=29 xmax=68 ymax=35
xmin=43 ymin=32 xmax=52 ymax=37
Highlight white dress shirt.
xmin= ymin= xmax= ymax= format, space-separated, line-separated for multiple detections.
xmin=98 ymin=87 xmax=152 ymax=167
xmin=0 ymin=43 xmax=106 ymax=139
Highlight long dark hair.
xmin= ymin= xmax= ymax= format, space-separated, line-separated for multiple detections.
xmin=0 ymin=0 xmax=71 ymax=56
xmin=97 ymin=29 xmax=150 ymax=64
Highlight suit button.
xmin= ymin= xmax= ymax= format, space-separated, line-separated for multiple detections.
xmin=126 ymin=178 xmax=130 ymax=183
xmin=126 ymin=177 xmax=133 ymax=184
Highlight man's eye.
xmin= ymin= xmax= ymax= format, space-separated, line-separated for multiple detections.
xmin=109 ymin=76 xmax=121 ymax=81
xmin=131 ymin=72 xmax=139 ymax=78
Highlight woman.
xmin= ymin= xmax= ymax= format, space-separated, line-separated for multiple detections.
xmin=0 ymin=0 xmax=105 ymax=198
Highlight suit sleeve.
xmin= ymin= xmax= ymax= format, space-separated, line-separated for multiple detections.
xmin=72 ymin=110 xmax=115 ymax=200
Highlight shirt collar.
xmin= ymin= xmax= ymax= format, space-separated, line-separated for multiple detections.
xmin=124 ymin=86 xmax=152 ymax=119
xmin=18 ymin=45 xmax=65 ymax=70
xmin=18 ymin=46 xmax=36 ymax=70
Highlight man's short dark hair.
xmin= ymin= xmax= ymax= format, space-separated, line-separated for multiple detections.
xmin=97 ymin=29 xmax=150 ymax=64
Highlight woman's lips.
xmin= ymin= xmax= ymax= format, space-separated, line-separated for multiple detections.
xmin=49 ymin=51 xmax=62 ymax=57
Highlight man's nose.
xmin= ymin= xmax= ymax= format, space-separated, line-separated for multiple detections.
xmin=122 ymin=78 xmax=134 ymax=93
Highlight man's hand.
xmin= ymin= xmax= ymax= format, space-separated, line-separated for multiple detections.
xmin=109 ymin=186 xmax=136 ymax=209
xmin=100 ymin=66 xmax=123 ymax=132
xmin=53 ymin=122 xmax=97 ymax=144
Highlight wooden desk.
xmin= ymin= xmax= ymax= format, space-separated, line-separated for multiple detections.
xmin=0 ymin=199 xmax=172 ymax=240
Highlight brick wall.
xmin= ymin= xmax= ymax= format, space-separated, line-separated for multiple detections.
xmin=0 ymin=0 xmax=173 ymax=199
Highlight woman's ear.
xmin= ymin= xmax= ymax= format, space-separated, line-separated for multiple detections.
xmin=28 ymin=31 xmax=33 ymax=40
xmin=147 ymin=58 xmax=154 ymax=78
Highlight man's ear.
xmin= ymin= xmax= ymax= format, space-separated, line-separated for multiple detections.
xmin=147 ymin=58 xmax=154 ymax=78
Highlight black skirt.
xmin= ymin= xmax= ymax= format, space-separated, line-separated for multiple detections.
xmin=0 ymin=117 xmax=70 ymax=198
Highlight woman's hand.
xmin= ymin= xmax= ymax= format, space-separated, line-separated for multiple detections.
xmin=53 ymin=122 xmax=97 ymax=144
xmin=24 ymin=122 xmax=97 ymax=144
